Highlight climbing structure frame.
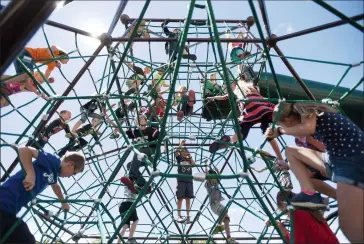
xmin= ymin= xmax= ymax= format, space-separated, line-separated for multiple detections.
xmin=0 ymin=0 xmax=363 ymax=243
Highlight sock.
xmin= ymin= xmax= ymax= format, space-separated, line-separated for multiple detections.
xmin=302 ymin=190 xmax=315 ymax=195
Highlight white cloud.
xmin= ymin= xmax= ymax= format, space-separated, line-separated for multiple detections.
xmin=273 ymin=22 xmax=296 ymax=35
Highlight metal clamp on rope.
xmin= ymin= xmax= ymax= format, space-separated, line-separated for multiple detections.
xmin=247 ymin=156 xmax=256 ymax=164
xmin=351 ymin=62 xmax=361 ymax=67
xmin=136 ymin=152 xmax=147 ymax=161
xmin=48 ymin=94 xmax=60 ymax=101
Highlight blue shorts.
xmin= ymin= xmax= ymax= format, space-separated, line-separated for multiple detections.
xmin=13 ymin=50 xmax=34 ymax=74
xmin=329 ymin=154 xmax=364 ymax=189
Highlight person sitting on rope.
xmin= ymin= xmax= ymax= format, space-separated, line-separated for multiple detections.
xmin=72 ymin=98 xmax=105 ymax=133
xmin=0 ymin=74 xmax=48 ymax=108
xmin=204 ymin=167 xmax=239 ymax=244
xmin=173 ymin=85 xmax=196 ymax=121
xmin=117 ymin=179 xmax=139 ymax=244
xmin=58 ymin=118 xmax=102 ymax=157
xmin=120 ymin=115 xmax=159 ymax=194
xmin=265 ymin=191 xmax=339 ymax=244
xmin=31 ymin=110 xmax=76 ymax=149
xmin=207 ymin=80 xmax=284 ymax=168
xmin=0 ymin=146 xmax=85 ymax=244
xmin=175 ymin=140 xmax=195 ymax=224
xmin=4 ymin=45 xmax=69 ymax=85
xmin=265 ymin=101 xmax=364 ymax=243
xmin=200 ymin=73 xmax=222 ymax=97
xmin=161 ymin=20 xmax=197 ymax=63
xmin=147 ymin=66 xmax=170 ymax=98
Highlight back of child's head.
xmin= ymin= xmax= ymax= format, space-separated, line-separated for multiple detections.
xmin=61 ymin=151 xmax=85 ymax=173
xmin=275 ymin=101 xmax=337 ymax=124
xmin=207 ymin=168 xmax=218 ymax=182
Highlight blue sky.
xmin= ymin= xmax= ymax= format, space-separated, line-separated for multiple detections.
xmin=1 ymin=1 xmax=363 ymax=243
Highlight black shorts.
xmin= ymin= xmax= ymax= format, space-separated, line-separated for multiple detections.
xmin=176 ymin=181 xmax=195 ymax=199
xmin=307 ymin=166 xmax=330 ymax=181
xmin=0 ymin=211 xmax=35 ymax=244
xmin=119 ymin=202 xmax=138 ymax=226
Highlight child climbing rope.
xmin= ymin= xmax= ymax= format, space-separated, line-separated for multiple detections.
xmin=72 ymin=98 xmax=105 ymax=133
xmin=228 ymin=31 xmax=251 ymax=65
xmin=58 ymin=118 xmax=102 ymax=157
xmin=5 ymin=45 xmax=69 ymax=85
xmin=0 ymin=146 xmax=85 ymax=243
xmin=173 ymin=85 xmax=196 ymax=121
xmin=147 ymin=66 xmax=170 ymax=98
xmin=120 ymin=115 xmax=159 ymax=194
xmin=175 ymin=140 xmax=195 ymax=224
xmin=265 ymin=101 xmax=364 ymax=243
xmin=204 ymin=167 xmax=239 ymax=243
xmin=161 ymin=20 xmax=197 ymax=63
xmin=125 ymin=62 xmax=150 ymax=96
xmin=0 ymin=74 xmax=48 ymax=108
xmin=207 ymin=80 xmax=285 ymax=166
xmin=31 ymin=110 xmax=75 ymax=149
xmin=265 ymin=191 xmax=339 ymax=244
xmin=117 ymin=184 xmax=139 ymax=244
xmin=200 ymin=73 xmax=222 ymax=97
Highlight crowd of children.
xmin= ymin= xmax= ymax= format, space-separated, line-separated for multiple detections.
xmin=1 ymin=18 xmax=363 ymax=244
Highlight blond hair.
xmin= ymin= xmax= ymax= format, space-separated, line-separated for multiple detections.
xmin=275 ymin=101 xmax=337 ymax=122
xmin=233 ymin=80 xmax=259 ymax=100
xmin=61 ymin=151 xmax=85 ymax=172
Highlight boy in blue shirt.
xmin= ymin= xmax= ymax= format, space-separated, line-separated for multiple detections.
xmin=0 ymin=146 xmax=85 ymax=244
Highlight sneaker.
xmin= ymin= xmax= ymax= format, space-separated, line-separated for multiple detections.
xmin=176 ymin=216 xmax=186 ymax=223
xmin=213 ymin=225 xmax=225 ymax=234
xmin=227 ymin=237 xmax=239 ymax=244
xmin=209 ymin=135 xmax=231 ymax=153
xmin=279 ymin=171 xmax=293 ymax=191
xmin=185 ymin=216 xmax=193 ymax=224
xmin=109 ymin=133 xmax=120 ymax=139
xmin=291 ymin=192 xmax=326 ymax=209
xmin=127 ymin=238 xmax=138 ymax=244
xmin=188 ymin=90 xmax=196 ymax=106
xmin=273 ymin=159 xmax=289 ymax=171
xmin=177 ymin=111 xmax=184 ymax=121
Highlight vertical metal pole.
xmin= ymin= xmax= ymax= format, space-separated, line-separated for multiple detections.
xmin=107 ymin=0 xmax=129 ymax=35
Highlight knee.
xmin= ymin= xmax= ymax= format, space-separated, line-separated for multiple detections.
xmin=285 ymin=146 xmax=296 ymax=159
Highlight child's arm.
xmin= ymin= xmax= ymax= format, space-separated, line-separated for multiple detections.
xmin=266 ymin=115 xmax=317 ymax=138
xmin=306 ymin=136 xmax=326 ymax=152
xmin=18 ymin=146 xmax=39 ymax=191
xmin=51 ymin=184 xmax=70 ymax=211
xmin=206 ymin=94 xmax=228 ymax=101
xmin=161 ymin=20 xmax=172 ymax=36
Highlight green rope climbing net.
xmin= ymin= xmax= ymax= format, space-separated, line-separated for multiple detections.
xmin=1 ymin=1 xmax=363 ymax=243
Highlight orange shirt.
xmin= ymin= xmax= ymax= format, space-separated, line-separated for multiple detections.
xmin=25 ymin=47 xmax=60 ymax=71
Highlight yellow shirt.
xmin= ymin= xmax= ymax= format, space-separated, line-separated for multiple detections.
xmin=153 ymin=74 xmax=166 ymax=87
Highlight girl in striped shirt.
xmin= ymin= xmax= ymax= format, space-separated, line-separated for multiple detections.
xmin=207 ymin=80 xmax=284 ymax=164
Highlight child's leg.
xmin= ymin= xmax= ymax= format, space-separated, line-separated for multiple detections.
xmin=72 ymin=120 xmax=84 ymax=133
xmin=177 ymin=198 xmax=184 ymax=217
xmin=128 ymin=220 xmax=138 ymax=239
xmin=187 ymin=90 xmax=196 ymax=107
xmin=185 ymin=198 xmax=191 ymax=217
xmin=117 ymin=224 xmax=129 ymax=244
xmin=223 ymin=215 xmax=231 ymax=239
xmin=311 ymin=179 xmax=337 ymax=199
xmin=284 ymin=147 xmax=316 ymax=193
xmin=89 ymin=112 xmax=104 ymax=120
xmin=286 ymin=147 xmax=327 ymax=177
xmin=337 ymin=182 xmax=364 ymax=243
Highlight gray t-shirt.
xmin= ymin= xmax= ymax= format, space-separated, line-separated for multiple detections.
xmin=122 ymin=186 xmax=137 ymax=203
xmin=176 ymin=155 xmax=193 ymax=183
xmin=205 ymin=181 xmax=224 ymax=203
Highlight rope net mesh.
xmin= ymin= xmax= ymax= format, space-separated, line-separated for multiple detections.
xmin=1 ymin=1 xmax=363 ymax=243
